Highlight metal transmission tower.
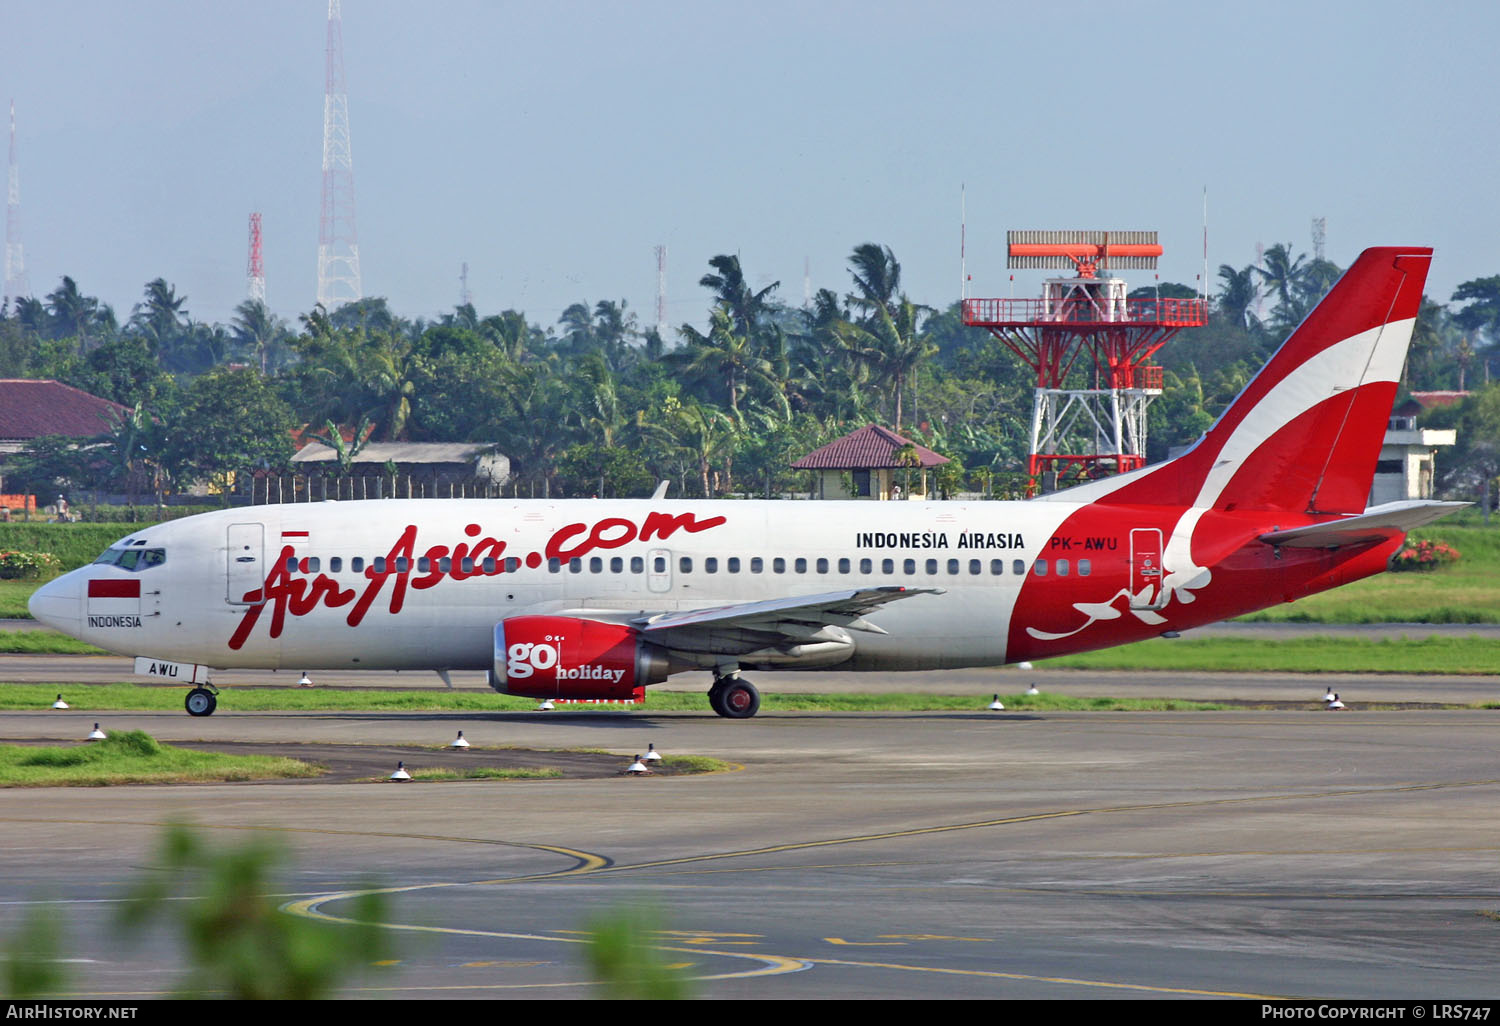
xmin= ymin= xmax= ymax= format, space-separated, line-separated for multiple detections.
xmin=654 ymin=245 xmax=667 ymax=337
xmin=247 ymin=213 xmax=266 ymax=304
xmin=1311 ymin=216 xmax=1326 ymax=261
xmin=317 ymin=0 xmax=361 ymax=309
xmin=4 ymin=100 xmax=29 ymax=304
xmin=962 ymin=231 xmax=1206 ymax=495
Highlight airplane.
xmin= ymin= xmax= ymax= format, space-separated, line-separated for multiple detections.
xmin=28 ymin=246 xmax=1464 ymax=718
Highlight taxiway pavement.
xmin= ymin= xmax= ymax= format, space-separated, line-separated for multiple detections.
xmin=2 ymin=691 xmax=1498 ymax=999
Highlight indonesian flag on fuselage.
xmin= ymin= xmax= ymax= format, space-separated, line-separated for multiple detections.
xmin=87 ymin=578 xmax=140 ymax=616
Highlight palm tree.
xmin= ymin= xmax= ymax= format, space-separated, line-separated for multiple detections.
xmin=446 ymin=303 xmax=479 ymax=331
xmin=130 ymin=278 xmax=189 ymax=353
xmin=847 ymin=243 xmax=902 ymax=317
xmin=833 ymin=297 xmax=936 ymax=432
xmin=664 ymin=399 xmax=736 ymax=498
xmin=479 ymin=310 xmax=540 ymax=363
xmin=565 ymin=354 xmax=625 ymax=448
xmin=1254 ymin=244 xmax=1307 ymax=314
xmin=676 ymin=306 xmax=782 ymax=417
xmin=554 ymin=302 xmax=597 ymax=359
xmin=12 ymin=295 xmax=46 ymax=333
xmin=699 ymin=254 xmax=779 ymax=341
xmin=495 ymin=362 xmax=570 ymax=496
xmin=307 ymin=416 xmax=374 ymax=498
xmin=1216 ymin=264 xmax=1259 ymax=329
xmin=592 ymin=298 xmax=638 ymax=373
xmin=45 ymin=276 xmax=103 ymax=347
xmin=893 ymin=441 xmax=921 ymax=496
xmin=361 ymin=332 xmax=419 ymax=441
xmin=231 ymin=299 xmax=286 ymax=374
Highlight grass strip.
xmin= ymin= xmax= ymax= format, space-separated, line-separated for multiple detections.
xmin=0 ymin=682 xmax=1227 ymax=714
xmin=409 ymin=767 xmax=564 ymax=781
xmin=0 ymin=730 xmax=320 ymax=787
xmin=0 ymin=630 xmax=108 ymax=655
xmin=1040 ymin=634 xmax=1500 ymax=675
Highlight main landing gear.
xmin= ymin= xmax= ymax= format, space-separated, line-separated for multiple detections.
xmin=708 ymin=674 xmax=760 ymax=719
xmin=185 ymin=686 xmax=218 ymax=717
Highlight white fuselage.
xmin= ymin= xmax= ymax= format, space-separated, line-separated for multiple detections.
xmin=35 ymin=498 xmax=1102 ymax=674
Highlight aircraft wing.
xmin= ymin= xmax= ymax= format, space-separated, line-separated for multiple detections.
xmin=1258 ymin=500 xmax=1469 ymax=549
xmin=632 ymin=586 xmax=942 ymax=650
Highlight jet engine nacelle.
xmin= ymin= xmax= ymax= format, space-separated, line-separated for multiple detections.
xmin=489 ymin=615 xmax=670 ymax=700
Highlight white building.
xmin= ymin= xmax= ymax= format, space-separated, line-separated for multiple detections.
xmin=1369 ymin=396 xmax=1458 ymax=506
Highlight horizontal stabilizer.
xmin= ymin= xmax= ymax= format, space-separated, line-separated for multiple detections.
xmin=1258 ymin=501 xmax=1469 ymax=549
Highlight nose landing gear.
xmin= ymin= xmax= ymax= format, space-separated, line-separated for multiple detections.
xmin=185 ymin=686 xmax=218 ymax=717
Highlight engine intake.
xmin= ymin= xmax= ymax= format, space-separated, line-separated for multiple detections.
xmin=489 ymin=615 xmax=670 ymax=700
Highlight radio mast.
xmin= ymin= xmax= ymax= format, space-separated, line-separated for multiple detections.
xmin=4 ymin=100 xmax=29 ymax=304
xmin=317 ymin=0 xmax=361 ymax=309
xmin=247 ymin=213 xmax=266 ymax=304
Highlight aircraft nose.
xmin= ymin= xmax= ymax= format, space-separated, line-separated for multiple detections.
xmin=28 ymin=571 xmax=82 ymax=635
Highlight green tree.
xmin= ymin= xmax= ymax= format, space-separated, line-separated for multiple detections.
xmin=167 ymin=368 xmax=295 ymax=501
xmin=306 ymin=416 xmax=374 ymax=498
xmin=676 ymin=306 xmax=781 ymax=417
xmin=1452 ymin=275 xmax=1500 ymax=381
xmin=661 ymin=398 xmax=736 ymax=497
xmin=68 ymin=335 xmax=177 ymax=410
xmin=592 ymin=298 xmax=639 ymax=373
xmin=846 ymin=242 xmax=902 ymax=315
xmin=556 ymin=441 xmax=655 ymax=498
xmin=232 ymin=299 xmax=291 ymax=374
xmin=699 ymin=253 xmax=779 ymax=342
xmin=1 ymin=435 xmax=98 ymax=499
xmin=44 ymin=276 xmax=114 ymax=349
xmin=833 ymin=296 xmax=936 ymax=432
xmin=1215 ymin=264 xmax=1259 ymax=329
xmin=1254 ymin=243 xmax=1306 ymax=312
xmin=1432 ymin=383 xmax=1500 ymax=522
xmin=128 ymin=277 xmax=189 ymax=353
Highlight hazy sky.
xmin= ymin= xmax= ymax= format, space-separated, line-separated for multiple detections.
xmin=5 ymin=0 xmax=1497 ymax=332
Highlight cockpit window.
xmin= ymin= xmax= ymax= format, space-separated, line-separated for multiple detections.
xmin=92 ymin=547 xmax=166 ymax=571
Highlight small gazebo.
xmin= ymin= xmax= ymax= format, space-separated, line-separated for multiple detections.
xmin=791 ymin=425 xmax=949 ymax=500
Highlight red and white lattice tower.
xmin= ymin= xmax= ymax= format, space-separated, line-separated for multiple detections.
xmin=962 ymin=231 xmax=1207 ymax=495
xmin=317 ymin=0 xmax=361 ymax=309
xmin=4 ymin=100 xmax=29 ymax=304
xmin=655 ymin=244 xmax=667 ymax=337
xmin=247 ymin=213 xmax=266 ymax=304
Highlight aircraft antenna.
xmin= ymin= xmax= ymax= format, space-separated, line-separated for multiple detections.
xmin=317 ymin=0 xmax=362 ymax=310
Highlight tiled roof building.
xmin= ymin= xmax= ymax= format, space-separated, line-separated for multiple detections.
xmin=791 ymin=424 xmax=949 ymax=500
xmin=0 ymin=379 xmax=131 ymax=454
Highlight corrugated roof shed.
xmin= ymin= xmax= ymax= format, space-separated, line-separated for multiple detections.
xmin=0 ymin=379 xmax=132 ymax=442
xmin=292 ymin=441 xmax=497 ymax=465
xmin=791 ymin=424 xmax=950 ymax=470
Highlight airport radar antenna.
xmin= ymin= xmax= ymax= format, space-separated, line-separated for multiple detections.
xmin=962 ymin=230 xmax=1208 ymax=495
